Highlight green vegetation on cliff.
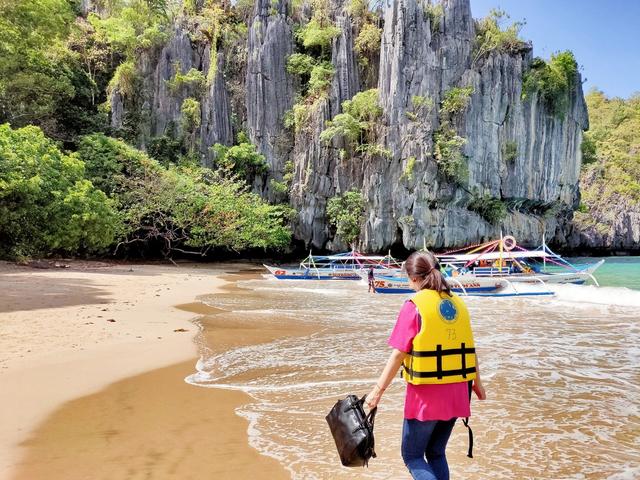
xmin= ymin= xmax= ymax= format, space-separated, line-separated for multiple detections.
xmin=576 ymin=90 xmax=640 ymax=225
xmin=434 ymin=86 xmax=474 ymax=184
xmin=326 ymin=189 xmax=365 ymax=246
xmin=473 ymin=9 xmax=528 ymax=64
xmin=213 ymin=132 xmax=269 ymax=178
xmin=522 ymin=51 xmax=578 ymax=117
xmin=320 ymin=89 xmax=386 ymax=158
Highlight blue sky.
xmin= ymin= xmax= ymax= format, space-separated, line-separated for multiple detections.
xmin=470 ymin=0 xmax=640 ymax=99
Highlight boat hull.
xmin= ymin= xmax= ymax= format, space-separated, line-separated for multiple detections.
xmin=372 ymin=275 xmax=504 ymax=294
xmin=264 ymin=265 xmax=398 ymax=280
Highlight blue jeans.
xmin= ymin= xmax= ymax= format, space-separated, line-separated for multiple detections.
xmin=401 ymin=418 xmax=457 ymax=480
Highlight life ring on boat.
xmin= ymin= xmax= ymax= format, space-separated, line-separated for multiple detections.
xmin=503 ymin=235 xmax=517 ymax=251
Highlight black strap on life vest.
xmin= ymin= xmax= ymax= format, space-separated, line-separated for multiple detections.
xmin=463 ymin=380 xmax=474 ymax=458
xmin=409 ymin=343 xmax=476 ymax=380
xmin=462 ymin=417 xmax=473 ymax=458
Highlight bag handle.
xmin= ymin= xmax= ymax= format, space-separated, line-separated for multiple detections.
xmin=358 ymin=395 xmax=377 ymax=428
xmin=359 ymin=395 xmax=377 ymax=460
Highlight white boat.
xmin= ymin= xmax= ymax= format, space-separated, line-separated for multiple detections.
xmin=371 ymin=236 xmax=603 ymax=297
xmin=437 ymin=236 xmax=603 ymax=287
xmin=264 ymin=251 xmax=402 ymax=280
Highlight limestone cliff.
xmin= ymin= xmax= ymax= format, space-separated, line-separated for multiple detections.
xmin=110 ymin=21 xmax=234 ymax=164
xmin=107 ymin=0 xmax=596 ymax=252
xmin=245 ymin=0 xmax=295 ymax=197
xmin=291 ymin=0 xmax=588 ymax=250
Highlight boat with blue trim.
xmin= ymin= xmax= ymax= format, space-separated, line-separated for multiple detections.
xmin=264 ymin=250 xmax=402 ymax=280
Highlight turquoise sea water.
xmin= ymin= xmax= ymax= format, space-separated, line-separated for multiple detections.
xmin=573 ymin=256 xmax=640 ymax=291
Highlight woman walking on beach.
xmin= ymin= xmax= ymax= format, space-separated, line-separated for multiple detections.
xmin=366 ymin=251 xmax=486 ymax=480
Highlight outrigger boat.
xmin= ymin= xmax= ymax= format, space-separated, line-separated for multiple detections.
xmin=369 ymin=236 xmax=603 ymax=297
xmin=264 ymin=250 xmax=402 ymax=280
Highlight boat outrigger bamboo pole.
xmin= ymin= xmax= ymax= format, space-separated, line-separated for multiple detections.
xmin=499 ymin=231 xmax=504 ymax=270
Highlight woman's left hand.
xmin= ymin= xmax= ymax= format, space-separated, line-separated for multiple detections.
xmin=472 ymin=380 xmax=486 ymax=400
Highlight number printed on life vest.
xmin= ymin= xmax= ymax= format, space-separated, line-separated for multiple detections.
xmin=446 ymin=328 xmax=457 ymax=340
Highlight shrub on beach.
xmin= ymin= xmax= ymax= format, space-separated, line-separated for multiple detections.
xmin=77 ymin=133 xmax=292 ymax=256
xmin=0 ymin=124 xmax=119 ymax=258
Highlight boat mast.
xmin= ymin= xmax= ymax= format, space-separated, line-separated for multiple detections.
xmin=499 ymin=230 xmax=504 ymax=271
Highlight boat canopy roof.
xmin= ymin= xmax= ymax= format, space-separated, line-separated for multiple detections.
xmin=438 ymin=250 xmax=551 ymax=262
xmin=312 ymin=254 xmax=390 ymax=261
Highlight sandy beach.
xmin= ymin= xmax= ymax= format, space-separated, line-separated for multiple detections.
xmin=0 ymin=261 xmax=298 ymax=480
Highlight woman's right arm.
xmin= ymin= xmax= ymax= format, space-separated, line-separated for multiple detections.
xmin=365 ymin=348 xmax=407 ymax=409
xmin=365 ymin=300 xmax=417 ymax=409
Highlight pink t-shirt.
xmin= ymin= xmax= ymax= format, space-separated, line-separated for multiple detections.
xmin=388 ymin=300 xmax=471 ymax=421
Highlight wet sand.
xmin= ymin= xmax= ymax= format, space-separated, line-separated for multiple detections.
xmin=0 ymin=262 xmax=303 ymax=480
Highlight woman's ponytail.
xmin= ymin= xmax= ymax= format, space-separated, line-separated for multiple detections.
xmin=404 ymin=251 xmax=451 ymax=296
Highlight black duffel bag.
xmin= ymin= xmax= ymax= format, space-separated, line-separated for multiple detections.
xmin=325 ymin=394 xmax=377 ymax=467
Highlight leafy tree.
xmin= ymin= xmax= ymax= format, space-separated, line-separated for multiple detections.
xmin=473 ymin=9 xmax=528 ymax=64
xmin=286 ymin=53 xmax=316 ymax=76
xmin=308 ymin=62 xmax=336 ymax=98
xmin=181 ymin=98 xmax=201 ymax=152
xmin=354 ymin=23 xmax=382 ymax=67
xmin=297 ymin=17 xmax=340 ymax=53
xmin=326 ymin=189 xmax=365 ymax=246
xmin=88 ymin=0 xmax=169 ymax=57
xmin=0 ymin=0 xmax=77 ymax=136
xmin=118 ymin=165 xmax=291 ymax=255
xmin=440 ymin=86 xmax=474 ymax=116
xmin=106 ymin=60 xmax=139 ymax=100
xmin=78 ymin=134 xmax=292 ymax=255
xmin=213 ymin=132 xmax=268 ymax=178
xmin=0 ymin=125 xmax=119 ymax=258
xmin=320 ymin=113 xmax=364 ymax=144
xmin=522 ymin=51 xmax=578 ymax=117
xmin=77 ymin=132 xmax=161 ymax=196
xmin=321 ymin=89 xmax=382 ymax=154
xmin=468 ymin=193 xmax=507 ymax=224
xmin=166 ymin=66 xmax=207 ymax=95
xmin=147 ymin=135 xmax=184 ymax=166
xmin=433 ymin=127 xmax=467 ymax=183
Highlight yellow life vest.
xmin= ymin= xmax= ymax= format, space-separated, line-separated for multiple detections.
xmin=402 ymin=289 xmax=477 ymax=385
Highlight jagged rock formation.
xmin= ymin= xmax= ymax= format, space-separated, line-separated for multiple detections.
xmin=246 ymin=0 xmax=295 ymax=197
xmin=110 ymin=23 xmax=233 ymax=164
xmin=292 ymin=0 xmax=588 ymax=250
xmin=107 ymin=0 xmax=594 ymax=252
xmin=289 ymin=0 xmax=364 ymax=250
